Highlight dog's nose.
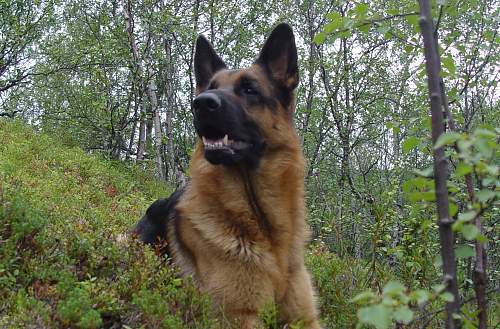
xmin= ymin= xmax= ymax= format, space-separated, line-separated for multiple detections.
xmin=193 ymin=93 xmax=221 ymax=113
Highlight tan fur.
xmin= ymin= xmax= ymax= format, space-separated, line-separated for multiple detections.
xmin=172 ymin=65 xmax=322 ymax=328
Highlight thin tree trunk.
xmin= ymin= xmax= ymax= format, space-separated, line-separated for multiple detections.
xmin=122 ymin=0 xmax=146 ymax=162
xmin=147 ymin=67 xmax=166 ymax=180
xmin=164 ymin=37 xmax=176 ymax=183
xmin=209 ymin=0 xmax=215 ymax=44
xmin=302 ymin=1 xmax=316 ymax=148
xmin=441 ymin=69 xmax=488 ymax=329
xmin=418 ymin=1 xmax=461 ymax=328
xmin=145 ymin=93 xmax=153 ymax=159
xmin=189 ymin=0 xmax=201 ymax=104
xmin=137 ymin=113 xmax=146 ymax=161
xmin=126 ymin=91 xmax=140 ymax=160
xmin=469 ymin=176 xmax=488 ymax=329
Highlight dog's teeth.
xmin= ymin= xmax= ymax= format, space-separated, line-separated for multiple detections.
xmin=223 ymin=135 xmax=229 ymax=145
xmin=202 ymin=136 xmax=207 ymax=145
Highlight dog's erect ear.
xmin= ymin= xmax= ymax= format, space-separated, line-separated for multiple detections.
xmin=256 ymin=23 xmax=299 ymax=91
xmin=194 ymin=35 xmax=227 ymax=93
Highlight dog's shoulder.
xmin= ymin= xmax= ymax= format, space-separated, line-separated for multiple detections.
xmin=134 ymin=186 xmax=186 ymax=245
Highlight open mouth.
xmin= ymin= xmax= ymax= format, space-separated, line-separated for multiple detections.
xmin=202 ymin=135 xmax=251 ymax=153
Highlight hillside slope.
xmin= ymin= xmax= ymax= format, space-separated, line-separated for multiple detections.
xmin=0 ymin=120 xmax=378 ymax=328
xmin=0 ymin=120 xmax=217 ymax=328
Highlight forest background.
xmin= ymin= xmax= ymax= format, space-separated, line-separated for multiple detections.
xmin=0 ymin=0 xmax=498 ymax=328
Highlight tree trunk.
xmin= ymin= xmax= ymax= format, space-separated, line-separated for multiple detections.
xmin=147 ymin=67 xmax=166 ymax=180
xmin=441 ymin=61 xmax=488 ymax=329
xmin=418 ymin=1 xmax=461 ymax=327
xmin=137 ymin=112 xmax=146 ymax=161
xmin=122 ymin=0 xmax=146 ymax=162
xmin=163 ymin=36 xmax=177 ymax=184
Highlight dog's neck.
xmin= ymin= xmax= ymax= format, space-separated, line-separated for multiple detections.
xmin=188 ymin=143 xmax=305 ymax=231
xmin=237 ymin=165 xmax=273 ymax=237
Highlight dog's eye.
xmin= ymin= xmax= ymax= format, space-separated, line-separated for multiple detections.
xmin=242 ymin=85 xmax=259 ymax=95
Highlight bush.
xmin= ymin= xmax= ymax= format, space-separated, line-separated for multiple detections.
xmin=306 ymin=244 xmax=393 ymax=328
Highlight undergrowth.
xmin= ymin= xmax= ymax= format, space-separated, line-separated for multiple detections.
xmin=0 ymin=120 xmax=387 ymax=328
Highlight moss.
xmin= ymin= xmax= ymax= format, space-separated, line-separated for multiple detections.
xmin=0 ymin=120 xmax=210 ymax=328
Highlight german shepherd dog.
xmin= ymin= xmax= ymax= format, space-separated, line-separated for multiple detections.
xmin=135 ymin=23 xmax=322 ymax=329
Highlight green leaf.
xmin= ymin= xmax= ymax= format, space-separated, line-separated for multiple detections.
xmin=393 ymin=306 xmax=414 ymax=324
xmin=405 ymin=15 xmax=419 ymax=32
xmin=455 ymin=162 xmax=472 ymax=177
xmin=449 ymin=202 xmax=458 ymax=217
xmin=383 ymin=280 xmax=405 ymax=296
xmin=440 ymin=292 xmax=455 ymax=302
xmin=457 ymin=139 xmax=472 ymax=153
xmin=327 ymin=12 xmax=342 ymax=23
xmin=477 ymin=234 xmax=488 ymax=244
xmin=358 ymin=304 xmax=392 ymax=329
xmin=409 ymin=191 xmax=435 ymax=202
xmin=313 ymin=32 xmax=326 ymax=45
xmin=455 ymin=245 xmax=475 ymax=258
xmin=432 ymin=283 xmax=446 ymax=293
xmin=324 ymin=14 xmax=344 ymax=33
xmin=458 ymin=210 xmax=476 ymax=222
xmin=476 ymin=190 xmax=496 ymax=203
xmin=402 ymin=136 xmax=420 ymax=153
xmin=376 ymin=24 xmax=390 ymax=35
xmin=442 ymin=55 xmax=456 ymax=76
xmin=404 ymin=45 xmax=414 ymax=53
xmin=434 ymin=132 xmax=462 ymax=149
xmin=433 ymin=255 xmax=443 ymax=268
xmin=338 ymin=30 xmax=352 ymax=38
xmin=422 ymin=191 xmax=436 ymax=201
xmin=474 ymin=128 xmax=496 ymax=139
xmin=410 ymin=290 xmax=430 ymax=305
xmin=324 ymin=22 xmax=340 ymax=33
xmin=462 ymin=224 xmax=479 ymax=240
xmin=354 ymin=3 xmax=369 ymax=17
xmin=351 ymin=290 xmax=375 ymax=304
xmin=359 ymin=23 xmax=371 ymax=34
xmin=414 ymin=167 xmax=433 ymax=177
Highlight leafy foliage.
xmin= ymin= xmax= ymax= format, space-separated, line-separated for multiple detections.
xmin=1 ymin=0 xmax=499 ymax=327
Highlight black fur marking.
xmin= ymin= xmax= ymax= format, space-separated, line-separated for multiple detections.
xmin=193 ymin=89 xmax=266 ymax=168
xmin=254 ymin=23 xmax=298 ymax=109
xmin=135 ymin=198 xmax=169 ymax=244
xmin=134 ymin=187 xmax=186 ymax=256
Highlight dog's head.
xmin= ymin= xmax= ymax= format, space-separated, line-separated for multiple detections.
xmin=193 ymin=23 xmax=299 ymax=168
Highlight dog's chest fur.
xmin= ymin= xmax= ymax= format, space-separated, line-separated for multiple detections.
xmin=169 ymin=150 xmax=305 ymax=283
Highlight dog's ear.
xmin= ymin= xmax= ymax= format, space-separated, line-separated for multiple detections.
xmin=194 ymin=35 xmax=227 ymax=94
xmin=256 ymin=23 xmax=299 ymax=91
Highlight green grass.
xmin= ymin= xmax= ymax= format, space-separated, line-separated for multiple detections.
xmin=0 ymin=120 xmax=213 ymax=328
xmin=0 ymin=119 xmax=385 ymax=328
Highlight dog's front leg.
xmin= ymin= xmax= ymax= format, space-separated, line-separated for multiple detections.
xmin=204 ymin=263 xmax=275 ymax=329
xmin=223 ymin=309 xmax=260 ymax=329
xmin=279 ymin=265 xmax=323 ymax=329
